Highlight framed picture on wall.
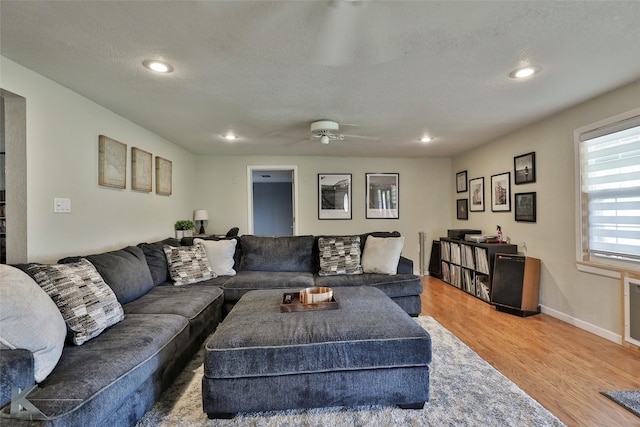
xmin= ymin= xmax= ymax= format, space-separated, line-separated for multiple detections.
xmin=318 ymin=173 xmax=352 ymax=220
xmin=515 ymin=192 xmax=537 ymax=222
xmin=456 ymin=170 xmax=468 ymax=193
xmin=98 ymin=135 xmax=127 ymax=189
xmin=155 ymin=156 xmax=172 ymax=196
xmin=366 ymin=173 xmax=399 ymax=219
xmin=131 ymin=147 xmax=152 ymax=192
xmin=514 ymin=152 xmax=536 ymax=184
xmin=469 ymin=177 xmax=484 ymax=212
xmin=491 ymin=172 xmax=511 ymax=212
xmin=456 ymin=198 xmax=468 ymax=220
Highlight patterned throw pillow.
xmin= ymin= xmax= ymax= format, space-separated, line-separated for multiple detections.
xmin=318 ymin=236 xmax=363 ymax=276
xmin=163 ymin=244 xmax=214 ymax=286
xmin=27 ymin=259 xmax=125 ymax=346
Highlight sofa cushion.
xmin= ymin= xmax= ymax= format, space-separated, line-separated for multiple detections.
xmin=315 ymin=273 xmax=423 ymax=298
xmin=163 ymin=244 xmax=214 ymax=286
xmin=60 ymin=246 xmax=155 ymax=304
xmin=221 ymin=271 xmax=315 ymax=303
xmin=0 ymin=314 xmax=189 ymax=425
xmin=240 ymin=235 xmax=316 ymax=272
xmin=138 ymin=238 xmax=181 ymax=286
xmin=194 ymin=238 xmax=237 ymax=276
xmin=0 ymin=265 xmax=67 ymax=382
xmin=318 ymin=235 xmax=363 ymax=276
xmin=26 ymin=259 xmax=125 ymax=345
xmin=361 ymin=236 xmax=405 ymax=275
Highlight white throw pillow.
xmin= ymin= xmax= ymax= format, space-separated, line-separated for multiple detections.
xmin=0 ymin=265 xmax=67 ymax=382
xmin=194 ymin=238 xmax=237 ymax=276
xmin=361 ymin=236 xmax=405 ymax=275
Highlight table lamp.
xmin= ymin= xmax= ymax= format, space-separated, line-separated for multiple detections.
xmin=194 ymin=210 xmax=209 ymax=235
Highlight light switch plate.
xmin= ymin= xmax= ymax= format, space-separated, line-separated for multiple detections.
xmin=54 ymin=198 xmax=71 ymax=213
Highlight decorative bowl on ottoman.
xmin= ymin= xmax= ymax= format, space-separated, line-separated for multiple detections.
xmin=299 ymin=286 xmax=333 ymax=304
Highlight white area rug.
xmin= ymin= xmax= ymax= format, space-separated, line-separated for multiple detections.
xmin=137 ymin=316 xmax=565 ymax=426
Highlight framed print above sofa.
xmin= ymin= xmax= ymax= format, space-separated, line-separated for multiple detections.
xmin=318 ymin=173 xmax=352 ymax=220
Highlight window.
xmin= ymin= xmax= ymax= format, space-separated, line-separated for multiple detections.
xmin=575 ymin=108 xmax=640 ymax=273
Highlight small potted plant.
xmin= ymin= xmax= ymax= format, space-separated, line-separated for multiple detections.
xmin=174 ymin=220 xmax=195 ymax=239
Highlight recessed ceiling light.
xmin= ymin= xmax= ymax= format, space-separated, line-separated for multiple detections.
xmin=509 ymin=65 xmax=541 ymax=79
xmin=420 ymin=136 xmax=433 ymax=143
xmin=223 ymin=133 xmax=238 ymax=141
xmin=142 ymin=59 xmax=174 ymax=73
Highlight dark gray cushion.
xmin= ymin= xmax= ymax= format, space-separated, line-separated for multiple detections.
xmin=138 ymin=238 xmax=181 ymax=286
xmin=221 ymin=271 xmax=315 ymax=303
xmin=239 ymin=235 xmax=315 ymax=272
xmin=205 ymin=286 xmax=431 ymax=379
xmin=0 ymin=349 xmax=34 ymax=408
xmin=59 ymin=246 xmax=154 ymax=304
xmin=314 ymin=273 xmax=423 ymax=298
xmin=0 ymin=314 xmax=189 ymax=425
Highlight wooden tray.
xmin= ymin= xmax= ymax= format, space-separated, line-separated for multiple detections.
xmin=280 ymin=292 xmax=339 ymax=312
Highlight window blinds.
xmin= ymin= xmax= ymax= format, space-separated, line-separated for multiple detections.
xmin=581 ymin=117 xmax=640 ymax=262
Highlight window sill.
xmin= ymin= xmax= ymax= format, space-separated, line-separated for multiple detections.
xmin=576 ymin=260 xmax=640 ymax=279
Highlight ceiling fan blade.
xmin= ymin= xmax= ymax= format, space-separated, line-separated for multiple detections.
xmin=342 ymin=133 xmax=380 ymax=140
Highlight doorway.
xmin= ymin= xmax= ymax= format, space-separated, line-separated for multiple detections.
xmin=247 ymin=166 xmax=298 ymax=236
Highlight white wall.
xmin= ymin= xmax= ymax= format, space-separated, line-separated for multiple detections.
xmin=0 ymin=57 xmax=199 ymax=263
xmin=451 ymin=79 xmax=640 ymax=340
xmin=195 ymin=155 xmax=452 ymax=268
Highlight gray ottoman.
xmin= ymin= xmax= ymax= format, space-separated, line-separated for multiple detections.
xmin=202 ymin=286 xmax=431 ymax=418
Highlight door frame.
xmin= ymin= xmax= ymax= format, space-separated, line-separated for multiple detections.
xmin=246 ymin=165 xmax=298 ymax=235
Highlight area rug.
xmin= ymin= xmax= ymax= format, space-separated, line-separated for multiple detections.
xmin=136 ymin=316 xmax=564 ymax=426
xmin=601 ymin=390 xmax=640 ymax=418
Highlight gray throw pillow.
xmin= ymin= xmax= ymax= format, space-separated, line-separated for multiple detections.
xmin=318 ymin=236 xmax=363 ymax=276
xmin=163 ymin=244 xmax=214 ymax=286
xmin=27 ymin=259 xmax=125 ymax=346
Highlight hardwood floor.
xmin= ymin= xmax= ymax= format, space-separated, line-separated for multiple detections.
xmin=420 ymin=276 xmax=640 ymax=427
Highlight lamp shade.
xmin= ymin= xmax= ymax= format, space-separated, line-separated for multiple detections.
xmin=194 ymin=210 xmax=209 ymax=221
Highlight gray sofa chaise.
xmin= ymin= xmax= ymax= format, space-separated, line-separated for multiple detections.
xmin=0 ymin=231 xmax=422 ymax=426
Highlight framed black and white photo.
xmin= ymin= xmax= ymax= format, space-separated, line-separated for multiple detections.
xmin=491 ymin=172 xmax=511 ymax=212
xmin=456 ymin=170 xmax=468 ymax=193
xmin=456 ymin=198 xmax=468 ymax=220
xmin=515 ymin=192 xmax=536 ymax=222
xmin=514 ymin=152 xmax=536 ymax=184
xmin=469 ymin=177 xmax=485 ymax=212
xmin=366 ymin=173 xmax=399 ymax=219
xmin=318 ymin=173 xmax=352 ymax=220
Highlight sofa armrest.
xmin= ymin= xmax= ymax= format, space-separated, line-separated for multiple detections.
xmin=0 ymin=349 xmax=35 ymax=408
xmin=397 ymin=256 xmax=414 ymax=274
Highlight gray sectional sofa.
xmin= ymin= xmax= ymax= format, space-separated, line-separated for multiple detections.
xmin=0 ymin=231 xmax=422 ymax=426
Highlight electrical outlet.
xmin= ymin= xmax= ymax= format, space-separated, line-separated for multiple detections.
xmin=54 ymin=198 xmax=71 ymax=213
xmin=522 ymin=241 xmax=527 ymax=251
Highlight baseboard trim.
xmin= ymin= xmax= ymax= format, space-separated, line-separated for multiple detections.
xmin=540 ymin=304 xmax=622 ymax=345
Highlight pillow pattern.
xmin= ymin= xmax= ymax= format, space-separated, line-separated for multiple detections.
xmin=163 ymin=244 xmax=214 ymax=286
xmin=361 ymin=236 xmax=405 ymax=275
xmin=194 ymin=238 xmax=237 ymax=276
xmin=0 ymin=265 xmax=67 ymax=382
xmin=318 ymin=236 xmax=363 ymax=276
xmin=26 ymin=259 xmax=125 ymax=346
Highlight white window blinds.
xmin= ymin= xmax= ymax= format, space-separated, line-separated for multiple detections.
xmin=579 ymin=115 xmax=640 ymax=265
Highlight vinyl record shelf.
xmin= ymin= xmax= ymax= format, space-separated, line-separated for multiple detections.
xmin=439 ymin=237 xmax=517 ymax=303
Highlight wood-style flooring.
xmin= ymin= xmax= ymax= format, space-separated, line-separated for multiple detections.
xmin=420 ymin=276 xmax=640 ymax=426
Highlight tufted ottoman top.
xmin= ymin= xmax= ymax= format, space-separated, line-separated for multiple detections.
xmin=204 ymin=286 xmax=431 ymax=379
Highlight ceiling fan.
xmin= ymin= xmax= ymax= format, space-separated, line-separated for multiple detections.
xmin=309 ymin=120 xmax=377 ymax=145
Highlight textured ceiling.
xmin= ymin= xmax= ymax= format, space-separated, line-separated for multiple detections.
xmin=1 ymin=1 xmax=639 ymax=158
